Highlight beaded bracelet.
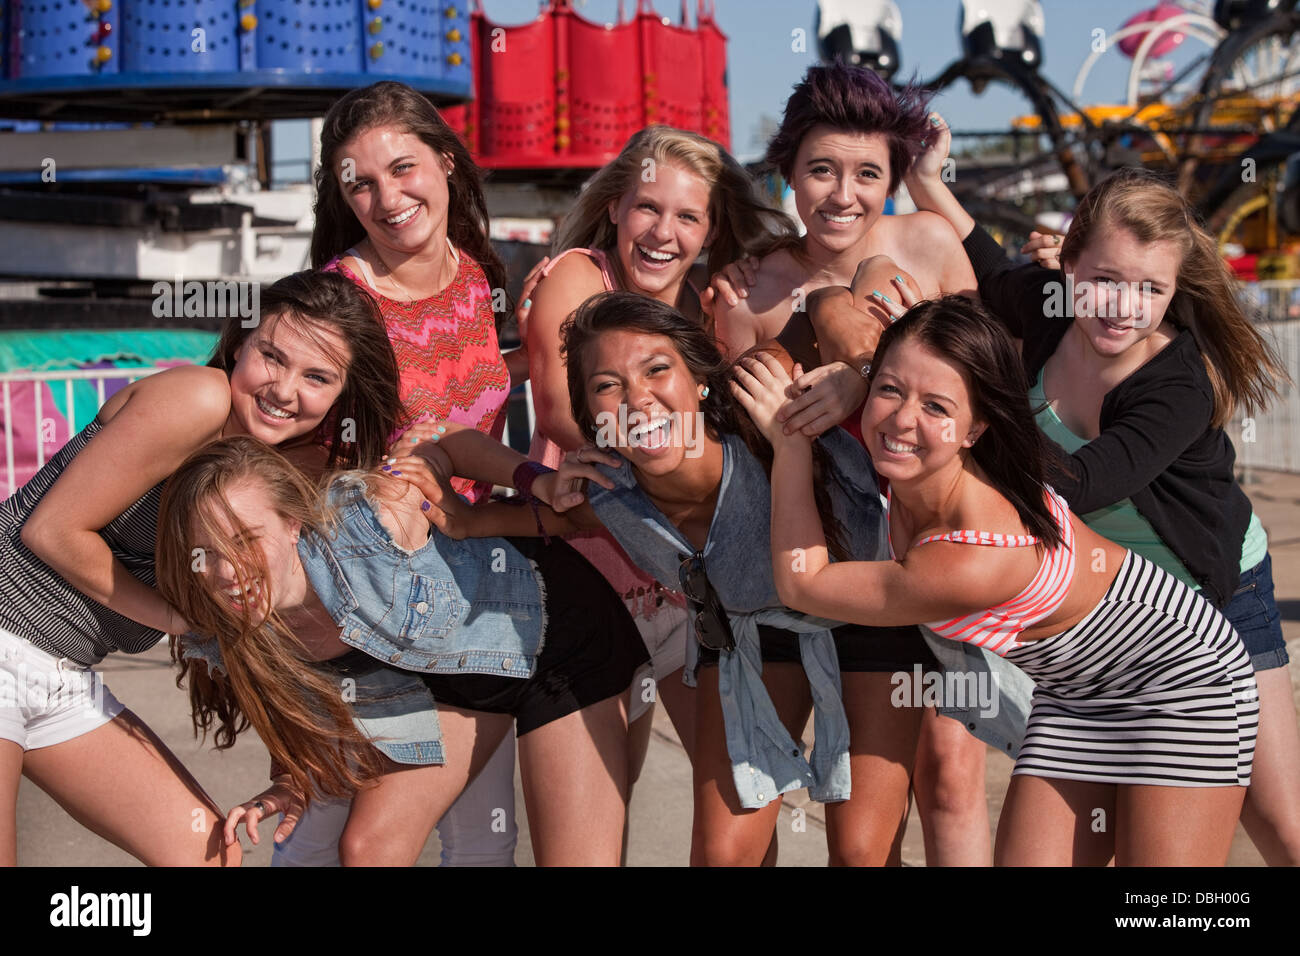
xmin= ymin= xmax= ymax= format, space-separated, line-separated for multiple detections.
xmin=512 ymin=460 xmax=557 ymax=543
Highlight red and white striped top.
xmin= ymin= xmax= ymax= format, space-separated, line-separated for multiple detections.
xmin=888 ymin=486 xmax=1077 ymax=657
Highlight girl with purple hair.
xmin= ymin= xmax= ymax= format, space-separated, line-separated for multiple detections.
xmin=711 ymin=63 xmax=992 ymax=865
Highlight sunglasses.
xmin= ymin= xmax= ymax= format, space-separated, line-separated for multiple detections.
xmin=678 ymin=550 xmax=736 ymax=652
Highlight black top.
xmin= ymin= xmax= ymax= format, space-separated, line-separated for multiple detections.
xmin=963 ymin=225 xmax=1251 ymax=607
xmin=0 ymin=417 xmax=165 ymax=665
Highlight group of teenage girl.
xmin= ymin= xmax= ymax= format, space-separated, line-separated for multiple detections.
xmin=2 ymin=62 xmax=1294 ymax=868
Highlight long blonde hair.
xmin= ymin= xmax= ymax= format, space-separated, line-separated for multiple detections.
xmin=157 ymin=437 xmax=386 ymax=801
xmin=553 ymin=125 xmax=797 ymax=279
xmin=1060 ymin=168 xmax=1287 ymax=427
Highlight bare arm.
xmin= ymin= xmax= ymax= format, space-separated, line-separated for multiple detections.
xmin=525 ymin=256 xmax=607 ymax=453
xmin=20 ymin=366 xmax=231 ymax=634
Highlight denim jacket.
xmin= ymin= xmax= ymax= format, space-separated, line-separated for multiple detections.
xmin=300 ymin=477 xmax=548 ymax=677
xmin=588 ymin=428 xmax=887 ymax=809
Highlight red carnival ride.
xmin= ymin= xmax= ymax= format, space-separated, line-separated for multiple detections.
xmin=443 ymin=0 xmax=730 ymax=171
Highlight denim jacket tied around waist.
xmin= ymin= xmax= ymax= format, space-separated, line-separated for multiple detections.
xmin=587 ymin=428 xmax=889 ymax=809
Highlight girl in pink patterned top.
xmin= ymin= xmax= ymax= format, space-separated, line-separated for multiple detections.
xmin=524 ymin=126 xmax=796 ymax=811
xmin=288 ymin=81 xmax=526 ymax=867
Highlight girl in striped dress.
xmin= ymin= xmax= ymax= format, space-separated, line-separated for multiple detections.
xmin=737 ymin=296 xmax=1258 ymax=865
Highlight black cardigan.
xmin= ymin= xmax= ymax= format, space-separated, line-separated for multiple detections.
xmin=963 ymin=225 xmax=1251 ymax=607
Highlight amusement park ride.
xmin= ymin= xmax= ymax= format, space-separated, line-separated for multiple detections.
xmin=823 ymin=0 xmax=1300 ymax=277
xmin=0 ymin=0 xmax=1296 ymax=296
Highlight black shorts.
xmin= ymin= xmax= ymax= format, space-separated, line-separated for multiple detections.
xmin=418 ymin=537 xmax=649 ymax=735
xmin=698 ymin=621 xmax=939 ymax=673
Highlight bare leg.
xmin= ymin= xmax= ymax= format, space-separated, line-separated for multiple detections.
xmin=0 ymin=740 xmax=21 ymax=866
xmin=824 ymin=672 xmax=922 ymax=866
xmin=690 ymin=663 xmax=812 ymax=866
xmin=340 ymin=706 xmax=514 ymax=866
xmin=22 ymin=709 xmax=238 ymax=866
xmin=1240 ymin=667 xmax=1300 ymax=864
xmin=1116 ymin=784 xmax=1246 ymax=866
xmin=655 ymin=665 xmax=698 ymax=766
xmin=995 ymin=775 xmax=1116 ymax=866
xmin=911 ymin=708 xmax=991 ymax=865
xmin=518 ymin=692 xmax=629 ymax=866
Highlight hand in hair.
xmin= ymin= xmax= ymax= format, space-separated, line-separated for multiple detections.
xmin=1020 ymin=231 xmax=1063 ymax=271
xmin=225 ymin=778 xmax=307 ymax=848
xmin=702 ymin=254 xmax=760 ymax=311
xmin=731 ymin=351 xmax=811 ymax=449
xmin=906 ymin=112 xmax=951 ymax=186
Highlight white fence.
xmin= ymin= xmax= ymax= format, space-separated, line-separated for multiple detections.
xmin=1235 ymin=281 xmax=1300 ymax=475
xmin=0 ymin=367 xmax=163 ymax=497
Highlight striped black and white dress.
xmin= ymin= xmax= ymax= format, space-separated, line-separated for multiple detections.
xmin=890 ymin=486 xmax=1258 ymax=788
xmin=1006 ymin=550 xmax=1258 ymax=787
xmin=0 ymin=417 xmax=165 ymax=667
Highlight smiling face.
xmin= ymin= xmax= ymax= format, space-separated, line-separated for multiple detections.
xmin=861 ymin=338 xmax=984 ymax=484
xmin=338 ymin=124 xmax=453 ymax=257
xmin=608 ymin=161 xmax=713 ymax=304
xmin=791 ymin=125 xmax=892 ymax=257
xmin=582 ymin=328 xmax=708 ymax=477
xmin=1065 ymin=225 xmax=1181 ymax=360
xmin=225 ymin=313 xmax=351 ymax=445
xmin=191 ymin=477 xmax=306 ymax=625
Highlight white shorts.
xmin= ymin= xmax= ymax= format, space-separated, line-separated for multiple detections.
xmin=627 ymin=601 xmax=690 ymax=724
xmin=0 ymin=626 xmax=124 ymax=751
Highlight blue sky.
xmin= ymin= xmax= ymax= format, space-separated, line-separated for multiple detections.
xmin=276 ymin=1 xmax=1217 ymax=167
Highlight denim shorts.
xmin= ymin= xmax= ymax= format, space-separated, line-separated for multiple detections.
xmin=1224 ymin=553 xmax=1289 ymax=672
xmin=317 ymin=651 xmax=445 ymax=765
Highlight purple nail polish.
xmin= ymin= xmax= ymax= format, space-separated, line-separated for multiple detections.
xmin=381 ymin=465 xmax=391 ymax=471
xmin=421 ymin=501 xmax=431 ymax=512
xmin=392 ymin=470 xmax=402 ymax=476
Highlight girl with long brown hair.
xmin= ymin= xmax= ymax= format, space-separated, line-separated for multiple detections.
xmin=903 ymin=118 xmax=1298 ymax=864
xmin=0 ymin=269 xmax=400 ymax=866
xmin=307 ymin=79 xmax=526 ymax=865
xmin=739 ymin=297 xmax=1259 ymax=865
xmin=156 ymin=436 xmax=646 ymax=866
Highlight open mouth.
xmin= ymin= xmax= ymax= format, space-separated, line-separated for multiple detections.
xmin=880 ymin=434 xmax=920 ymax=456
xmin=628 ymin=416 xmax=672 ymax=451
xmin=256 ymin=395 xmax=295 ymax=422
xmin=384 ymin=204 xmax=422 ymax=227
xmin=1098 ymin=317 xmax=1134 ymax=333
xmin=635 ymin=244 xmax=678 ymax=269
xmin=221 ymin=577 xmax=263 ymax=613
xmin=819 ymin=211 xmax=861 ymax=226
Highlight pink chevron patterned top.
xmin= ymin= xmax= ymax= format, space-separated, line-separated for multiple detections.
xmin=326 ymin=244 xmax=509 ymax=503
xmin=887 ymin=485 xmax=1077 ymax=656
xmin=527 ymin=248 xmax=686 ymax=620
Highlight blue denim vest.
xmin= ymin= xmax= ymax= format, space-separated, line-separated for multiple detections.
xmin=588 ymin=428 xmax=887 ymax=809
xmin=299 ymin=477 xmax=548 ymax=677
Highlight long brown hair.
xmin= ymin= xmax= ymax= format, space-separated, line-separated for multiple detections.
xmin=311 ymin=81 xmax=509 ymax=322
xmin=1060 ymin=167 xmax=1287 ymax=427
xmin=871 ymin=297 xmax=1066 ymax=551
xmin=207 ymin=270 xmax=406 ymax=470
xmin=553 ymin=125 xmax=798 ymax=279
xmin=157 ymin=437 xmax=387 ymax=801
xmin=560 ymin=291 xmax=849 ymax=561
